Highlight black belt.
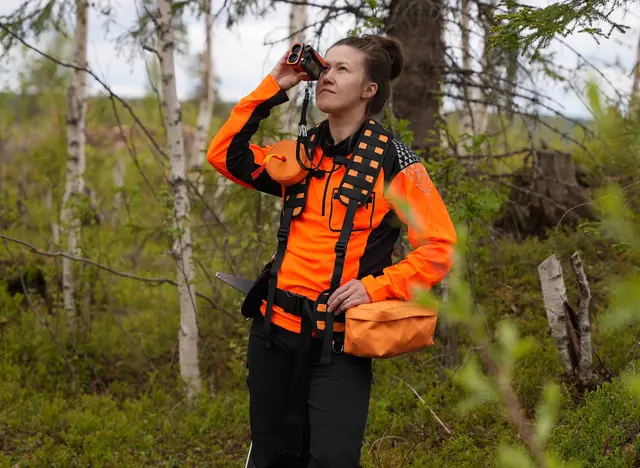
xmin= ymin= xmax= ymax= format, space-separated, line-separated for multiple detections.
xmin=273 ymin=287 xmax=346 ymax=334
xmin=273 ymin=288 xmax=310 ymax=318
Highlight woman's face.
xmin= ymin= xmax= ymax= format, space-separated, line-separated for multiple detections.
xmin=315 ymin=45 xmax=377 ymax=116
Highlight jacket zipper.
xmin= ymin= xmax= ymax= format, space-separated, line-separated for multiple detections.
xmin=321 ymin=161 xmax=337 ymax=217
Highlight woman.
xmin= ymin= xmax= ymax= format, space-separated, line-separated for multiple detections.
xmin=208 ymin=34 xmax=457 ymax=468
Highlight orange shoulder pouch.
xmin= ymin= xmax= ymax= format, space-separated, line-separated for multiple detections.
xmin=342 ymin=300 xmax=438 ymax=359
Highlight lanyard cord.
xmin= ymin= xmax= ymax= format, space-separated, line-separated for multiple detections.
xmin=296 ymin=84 xmax=324 ymax=175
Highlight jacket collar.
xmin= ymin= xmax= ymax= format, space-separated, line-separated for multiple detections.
xmin=317 ymin=120 xmax=367 ymax=160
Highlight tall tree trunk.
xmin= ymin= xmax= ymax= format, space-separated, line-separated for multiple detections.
xmin=386 ymin=0 xmax=444 ymax=152
xmin=630 ymin=31 xmax=640 ymax=113
xmin=460 ymin=0 xmax=473 ymax=141
xmin=112 ymin=156 xmax=125 ymax=227
xmin=157 ymin=0 xmax=202 ymax=398
xmin=459 ymin=0 xmax=489 ymax=154
xmin=189 ymin=0 xmax=214 ymax=197
xmin=281 ymin=2 xmax=308 ymax=135
xmin=61 ymin=0 xmax=88 ymax=332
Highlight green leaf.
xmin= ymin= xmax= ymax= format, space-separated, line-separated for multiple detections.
xmin=601 ymin=274 xmax=640 ymax=330
xmin=495 ymin=320 xmax=536 ymax=374
xmin=534 ymin=382 xmax=561 ymax=445
xmin=171 ymin=0 xmax=190 ymax=14
xmin=454 ymin=358 xmax=499 ymax=413
xmin=586 ymin=80 xmax=604 ymax=121
xmin=496 ymin=443 xmax=536 ymax=468
xmin=622 ymin=373 xmax=640 ymax=402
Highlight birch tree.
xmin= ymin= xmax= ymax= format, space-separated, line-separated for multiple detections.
xmin=630 ymin=31 xmax=640 ymax=113
xmin=280 ymin=1 xmax=308 ymax=135
xmin=60 ymin=0 xmax=89 ymax=331
xmin=112 ymin=153 xmax=126 ymax=227
xmin=156 ymin=0 xmax=202 ymax=398
xmin=189 ymin=0 xmax=215 ymax=197
xmin=459 ymin=0 xmax=489 ymax=154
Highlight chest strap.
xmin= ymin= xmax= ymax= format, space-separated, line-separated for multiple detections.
xmin=316 ymin=119 xmax=392 ymax=363
xmin=263 ymin=119 xmax=392 ymax=347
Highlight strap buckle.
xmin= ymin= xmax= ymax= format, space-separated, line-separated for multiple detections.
xmin=277 ymin=226 xmax=289 ymax=242
xmin=335 ymin=240 xmax=347 ymax=256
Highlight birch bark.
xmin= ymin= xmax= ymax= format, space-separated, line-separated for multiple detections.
xmin=157 ymin=0 xmax=202 ymax=397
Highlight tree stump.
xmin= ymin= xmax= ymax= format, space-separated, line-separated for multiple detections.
xmin=495 ymin=151 xmax=598 ymax=238
xmin=538 ymin=252 xmax=595 ymax=386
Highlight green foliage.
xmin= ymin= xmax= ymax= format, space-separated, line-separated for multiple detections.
xmin=549 ymin=374 xmax=640 ymax=467
xmin=489 ymin=0 xmax=631 ymax=56
xmin=2 ymin=27 xmax=640 ymax=467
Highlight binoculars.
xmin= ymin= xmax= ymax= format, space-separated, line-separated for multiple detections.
xmin=286 ymin=42 xmax=328 ymax=81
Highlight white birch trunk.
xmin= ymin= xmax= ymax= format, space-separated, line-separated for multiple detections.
xmin=538 ymin=254 xmax=575 ymax=376
xmin=280 ymin=2 xmax=308 ymax=134
xmin=631 ymin=32 xmax=640 ymax=112
xmin=112 ymin=156 xmax=125 ymax=227
xmin=157 ymin=0 xmax=202 ymax=398
xmin=45 ymin=188 xmax=58 ymax=252
xmin=60 ymin=0 xmax=88 ymax=332
xmin=189 ymin=0 xmax=214 ymax=197
xmin=459 ymin=0 xmax=489 ymax=154
xmin=570 ymin=252 xmax=593 ymax=385
xmin=459 ymin=0 xmax=473 ymax=144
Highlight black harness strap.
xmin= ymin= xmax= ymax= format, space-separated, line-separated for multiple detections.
xmin=262 ymin=118 xmax=393 ymax=458
xmin=317 ymin=120 xmax=392 ymax=363
xmin=263 ymin=176 xmax=310 ymax=345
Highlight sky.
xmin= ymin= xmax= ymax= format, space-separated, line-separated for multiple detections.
xmin=1 ymin=0 xmax=639 ymax=120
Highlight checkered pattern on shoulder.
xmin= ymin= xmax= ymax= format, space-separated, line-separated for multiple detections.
xmin=391 ymin=138 xmax=421 ymax=170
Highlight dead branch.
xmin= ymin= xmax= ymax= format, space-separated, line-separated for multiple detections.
xmin=570 ymin=251 xmax=593 ymax=386
xmin=396 ymin=376 xmax=452 ymax=436
xmin=0 ymin=233 xmax=235 ymax=319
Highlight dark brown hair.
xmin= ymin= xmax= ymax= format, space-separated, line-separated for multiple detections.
xmin=329 ymin=34 xmax=406 ymax=116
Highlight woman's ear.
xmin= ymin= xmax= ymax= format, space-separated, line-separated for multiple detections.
xmin=362 ymin=82 xmax=378 ymax=99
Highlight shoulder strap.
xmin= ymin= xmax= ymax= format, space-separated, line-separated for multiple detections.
xmin=262 ymin=119 xmax=393 ymax=351
xmin=318 ymin=119 xmax=393 ymax=363
xmin=262 ymin=172 xmax=311 ymax=342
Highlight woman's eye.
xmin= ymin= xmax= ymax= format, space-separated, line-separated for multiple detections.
xmin=338 ymin=66 xmax=347 ymax=71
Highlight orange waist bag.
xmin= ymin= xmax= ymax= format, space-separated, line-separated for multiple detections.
xmin=340 ymin=300 xmax=438 ymax=359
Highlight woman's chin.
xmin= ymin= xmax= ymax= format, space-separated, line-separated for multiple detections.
xmin=316 ymin=97 xmax=340 ymax=115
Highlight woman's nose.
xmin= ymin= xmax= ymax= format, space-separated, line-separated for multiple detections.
xmin=321 ymin=70 xmax=334 ymax=85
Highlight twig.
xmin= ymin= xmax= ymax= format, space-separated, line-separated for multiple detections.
xmin=555 ymin=179 xmax=640 ymax=234
xmin=396 ymin=376 xmax=452 ymax=435
xmin=478 ymin=343 xmax=546 ymax=467
xmin=0 ymin=233 xmax=235 ymax=318
xmin=0 ymin=22 xmax=168 ymax=161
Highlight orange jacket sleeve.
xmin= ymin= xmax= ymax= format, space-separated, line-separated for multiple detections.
xmin=361 ymin=162 xmax=457 ymax=302
xmin=207 ymin=74 xmax=288 ymax=196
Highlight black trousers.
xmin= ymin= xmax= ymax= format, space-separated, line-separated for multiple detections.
xmin=246 ymin=313 xmax=373 ymax=468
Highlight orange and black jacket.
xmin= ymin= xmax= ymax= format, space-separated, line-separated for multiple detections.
xmin=207 ymin=74 xmax=457 ymax=334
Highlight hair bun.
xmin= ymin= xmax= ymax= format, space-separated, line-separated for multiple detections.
xmin=363 ymin=34 xmax=406 ymax=80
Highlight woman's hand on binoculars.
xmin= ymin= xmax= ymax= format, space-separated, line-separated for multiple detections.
xmin=270 ymin=51 xmax=311 ymax=92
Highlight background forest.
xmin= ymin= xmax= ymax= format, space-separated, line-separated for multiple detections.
xmin=1 ymin=0 xmax=640 ymax=466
